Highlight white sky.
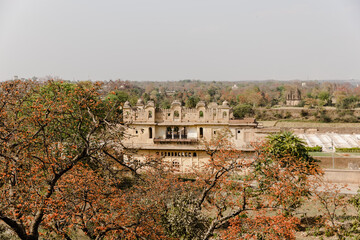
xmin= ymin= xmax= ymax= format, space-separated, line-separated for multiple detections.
xmin=0 ymin=0 xmax=359 ymax=81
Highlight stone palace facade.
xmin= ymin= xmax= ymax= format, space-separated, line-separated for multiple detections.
xmin=122 ymin=99 xmax=266 ymax=172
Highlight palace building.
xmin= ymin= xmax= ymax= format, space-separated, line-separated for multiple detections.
xmin=122 ymin=99 xmax=265 ymax=172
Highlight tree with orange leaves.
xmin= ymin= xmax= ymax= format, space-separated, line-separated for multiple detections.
xmin=0 ymin=80 xmax=124 ymax=240
xmin=0 ymin=79 xmax=184 ymax=240
xmin=160 ymin=131 xmax=322 ymax=240
xmin=0 ymin=80 xmax=186 ymax=240
xmin=0 ymin=80 xmax=322 ymax=240
xmin=42 ymin=160 xmax=183 ymax=240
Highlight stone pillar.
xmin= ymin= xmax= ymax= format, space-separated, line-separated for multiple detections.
xmin=172 ymin=127 xmax=174 ymax=139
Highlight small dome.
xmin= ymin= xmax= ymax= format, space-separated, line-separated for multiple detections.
xmin=196 ymin=101 xmax=206 ymax=108
xmin=208 ymin=102 xmax=218 ymax=108
xmin=146 ymin=100 xmax=155 ymax=107
xmin=171 ymin=100 xmax=182 ymax=107
xmin=222 ymin=100 xmax=229 ymax=106
xmin=136 ymin=99 xmax=144 ymax=105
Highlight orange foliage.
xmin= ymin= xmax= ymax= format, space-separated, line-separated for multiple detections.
xmin=0 ymin=80 xmax=322 ymax=240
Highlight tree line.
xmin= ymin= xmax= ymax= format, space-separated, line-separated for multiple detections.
xmin=99 ymin=79 xmax=360 ymax=121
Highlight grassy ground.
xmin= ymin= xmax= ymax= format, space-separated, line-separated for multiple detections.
xmin=310 ymin=152 xmax=335 ymax=157
xmin=310 ymin=152 xmax=360 ymax=157
xmin=259 ymin=120 xmax=360 ymax=128
xmin=294 ymin=194 xmax=359 ymax=239
xmin=278 ymin=121 xmax=360 ymax=128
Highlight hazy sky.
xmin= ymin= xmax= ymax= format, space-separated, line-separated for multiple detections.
xmin=0 ymin=0 xmax=359 ymax=81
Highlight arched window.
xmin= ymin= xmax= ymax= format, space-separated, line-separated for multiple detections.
xmin=174 ymin=110 xmax=179 ymax=118
xmin=166 ymin=127 xmax=172 ymax=139
xmin=174 ymin=126 xmax=179 ymax=139
xmin=199 ymin=111 xmax=204 ymax=118
xmin=199 ymin=127 xmax=203 ymax=138
xmin=182 ymin=127 xmax=187 ymax=138
xmin=148 ymin=111 xmax=152 ymax=118
xmin=149 ymin=127 xmax=152 ymax=138
xmin=223 ymin=111 xmax=227 ymax=118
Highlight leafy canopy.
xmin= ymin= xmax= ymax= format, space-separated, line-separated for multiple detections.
xmin=266 ymin=131 xmax=318 ymax=165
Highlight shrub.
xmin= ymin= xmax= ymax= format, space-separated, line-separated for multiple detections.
xmin=274 ymin=112 xmax=283 ymax=119
xmin=336 ymin=147 xmax=360 ymax=153
xmin=319 ymin=110 xmax=331 ymax=123
xmin=306 ymin=146 xmax=323 ymax=152
xmin=285 ymin=112 xmax=292 ymax=119
xmin=300 ymin=110 xmax=308 ymax=117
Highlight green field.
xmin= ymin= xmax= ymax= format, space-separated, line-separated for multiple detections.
xmin=259 ymin=120 xmax=360 ymax=128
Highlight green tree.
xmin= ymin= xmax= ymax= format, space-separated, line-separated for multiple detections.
xmin=337 ymin=95 xmax=359 ymax=109
xmin=252 ymin=132 xmax=322 ymax=216
xmin=105 ymin=90 xmax=129 ymax=103
xmin=207 ymin=87 xmax=217 ymax=97
xmin=233 ymin=104 xmax=254 ymax=119
xmin=185 ymin=96 xmax=200 ymax=108
xmin=318 ymin=91 xmax=331 ymax=106
xmin=160 ymin=99 xmax=171 ymax=109
xmin=259 ymin=131 xmax=319 ymax=170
